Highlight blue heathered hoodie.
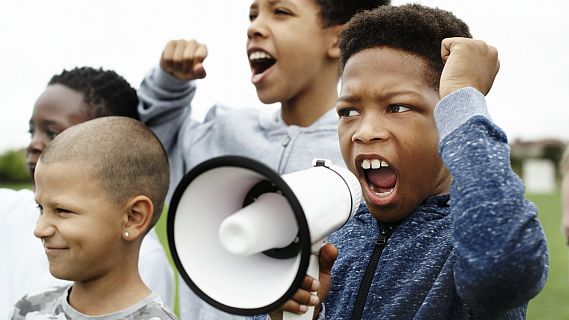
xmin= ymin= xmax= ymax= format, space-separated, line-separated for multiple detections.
xmin=320 ymin=88 xmax=548 ymax=319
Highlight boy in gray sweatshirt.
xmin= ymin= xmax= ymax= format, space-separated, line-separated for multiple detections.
xmin=137 ymin=1 xmax=390 ymax=319
xmin=270 ymin=4 xmax=548 ymax=319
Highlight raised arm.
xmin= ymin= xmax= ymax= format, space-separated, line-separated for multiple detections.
xmin=436 ymin=38 xmax=548 ymax=316
xmin=137 ymin=39 xmax=208 ymax=152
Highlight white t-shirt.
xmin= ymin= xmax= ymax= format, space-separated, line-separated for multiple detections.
xmin=0 ymin=188 xmax=174 ymax=318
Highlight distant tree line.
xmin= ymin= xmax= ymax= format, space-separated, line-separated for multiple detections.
xmin=0 ymin=149 xmax=31 ymax=183
xmin=0 ymin=142 xmax=565 ymax=185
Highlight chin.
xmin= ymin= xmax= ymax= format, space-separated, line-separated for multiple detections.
xmin=366 ymin=202 xmax=407 ymax=224
xmin=256 ymin=93 xmax=279 ymax=105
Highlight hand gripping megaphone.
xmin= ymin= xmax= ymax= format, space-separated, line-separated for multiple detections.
xmin=167 ymin=156 xmax=361 ymax=319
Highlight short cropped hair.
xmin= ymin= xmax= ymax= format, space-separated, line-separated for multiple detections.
xmin=315 ymin=0 xmax=391 ymax=27
xmin=39 ymin=117 xmax=169 ymax=229
xmin=48 ymin=66 xmax=139 ymax=120
xmin=339 ymin=4 xmax=471 ymax=88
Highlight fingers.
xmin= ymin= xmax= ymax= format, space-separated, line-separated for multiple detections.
xmin=285 ymin=291 xmax=320 ymax=314
xmin=319 ymin=243 xmax=338 ymax=272
xmin=190 ymin=45 xmax=208 ymax=79
xmin=273 ymin=275 xmax=320 ymax=315
xmin=272 ymin=249 xmax=338 ymax=317
xmin=160 ymin=39 xmax=208 ymax=80
xmin=300 ymin=274 xmax=321 ymax=292
xmin=439 ymin=37 xmax=500 ymax=98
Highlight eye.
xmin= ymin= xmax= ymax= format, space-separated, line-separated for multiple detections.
xmin=337 ymin=108 xmax=360 ymax=118
xmin=55 ymin=208 xmax=73 ymax=216
xmin=46 ymin=129 xmax=60 ymax=140
xmin=249 ymin=12 xmax=258 ymax=22
xmin=388 ymin=104 xmax=411 ymax=113
xmin=36 ymin=204 xmax=43 ymax=214
xmin=274 ymin=8 xmax=291 ymax=15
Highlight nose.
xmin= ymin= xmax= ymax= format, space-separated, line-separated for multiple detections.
xmin=27 ymin=132 xmax=46 ymax=165
xmin=352 ymin=115 xmax=389 ymax=144
xmin=34 ymin=211 xmax=56 ymax=240
xmin=247 ymin=14 xmax=268 ymax=40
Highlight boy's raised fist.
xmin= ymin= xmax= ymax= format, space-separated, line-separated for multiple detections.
xmin=440 ymin=37 xmax=500 ymax=98
xmin=160 ymin=39 xmax=208 ymax=81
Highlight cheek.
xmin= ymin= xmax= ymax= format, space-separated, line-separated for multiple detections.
xmin=337 ymin=126 xmax=352 ymax=158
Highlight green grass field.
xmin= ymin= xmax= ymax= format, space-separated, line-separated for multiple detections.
xmin=525 ymin=191 xmax=569 ymax=319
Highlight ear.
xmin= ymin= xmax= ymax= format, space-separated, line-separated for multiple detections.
xmin=122 ymin=195 xmax=154 ymax=242
xmin=327 ymin=24 xmax=345 ymax=59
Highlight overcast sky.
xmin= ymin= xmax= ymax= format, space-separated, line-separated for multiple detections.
xmin=1 ymin=0 xmax=568 ymax=153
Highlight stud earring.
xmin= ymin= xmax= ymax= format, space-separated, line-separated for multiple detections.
xmin=124 ymin=231 xmax=130 ymax=238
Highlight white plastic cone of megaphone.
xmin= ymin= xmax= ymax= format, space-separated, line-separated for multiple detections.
xmin=167 ymin=156 xmax=361 ymax=318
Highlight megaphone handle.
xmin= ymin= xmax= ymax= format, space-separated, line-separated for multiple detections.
xmin=283 ymin=252 xmax=321 ymax=320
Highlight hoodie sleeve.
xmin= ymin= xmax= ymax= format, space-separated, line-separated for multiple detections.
xmin=137 ymin=67 xmax=197 ymax=153
xmin=435 ymin=87 xmax=548 ymax=316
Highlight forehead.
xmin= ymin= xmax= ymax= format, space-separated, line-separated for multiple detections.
xmin=32 ymin=84 xmax=89 ymax=123
xmin=340 ymin=47 xmax=432 ymax=96
xmin=35 ymin=160 xmax=89 ymax=186
xmin=343 ymin=47 xmax=429 ymax=84
xmin=250 ymin=0 xmax=316 ymax=10
xmin=35 ymin=161 xmax=90 ymax=198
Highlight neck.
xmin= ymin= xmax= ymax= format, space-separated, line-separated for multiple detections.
xmin=280 ymin=61 xmax=339 ymax=127
xmin=68 ymin=250 xmax=150 ymax=315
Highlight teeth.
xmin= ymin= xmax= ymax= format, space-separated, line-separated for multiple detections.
xmin=361 ymin=159 xmax=389 ymax=169
xmin=249 ymin=51 xmax=272 ymax=60
xmin=371 ymin=159 xmax=381 ymax=169
xmin=370 ymin=185 xmax=394 ymax=198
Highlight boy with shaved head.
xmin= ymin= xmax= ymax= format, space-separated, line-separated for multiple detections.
xmin=0 ymin=67 xmax=174 ymax=318
xmin=10 ymin=117 xmax=176 ymax=319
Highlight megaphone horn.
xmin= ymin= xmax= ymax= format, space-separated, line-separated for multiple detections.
xmin=167 ymin=156 xmax=361 ymax=318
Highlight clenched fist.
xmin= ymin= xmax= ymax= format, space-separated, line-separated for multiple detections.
xmin=160 ymin=39 xmax=208 ymax=81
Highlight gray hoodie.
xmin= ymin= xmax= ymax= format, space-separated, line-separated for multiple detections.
xmin=137 ymin=67 xmax=345 ymax=320
xmin=138 ymin=67 xmax=344 ymax=202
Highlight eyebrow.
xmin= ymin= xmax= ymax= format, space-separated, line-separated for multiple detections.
xmin=32 ymin=119 xmax=62 ymax=127
xmin=337 ymin=90 xmax=421 ymax=103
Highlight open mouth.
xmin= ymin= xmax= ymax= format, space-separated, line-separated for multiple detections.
xmin=249 ymin=50 xmax=276 ymax=79
xmin=360 ymin=158 xmax=397 ymax=200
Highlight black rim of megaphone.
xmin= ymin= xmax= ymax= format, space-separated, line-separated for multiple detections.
xmin=167 ymin=155 xmax=312 ymax=316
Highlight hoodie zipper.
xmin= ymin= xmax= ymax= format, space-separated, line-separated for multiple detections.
xmin=276 ymin=135 xmax=291 ymax=173
xmin=350 ymin=222 xmax=392 ymax=320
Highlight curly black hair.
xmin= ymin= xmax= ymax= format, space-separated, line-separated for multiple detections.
xmin=315 ymin=0 xmax=391 ymax=27
xmin=339 ymin=4 xmax=471 ymax=88
xmin=48 ymin=66 xmax=139 ymax=120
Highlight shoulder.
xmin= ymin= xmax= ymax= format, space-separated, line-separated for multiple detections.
xmin=11 ymin=286 xmax=67 ymax=319
xmin=133 ymin=298 xmax=178 ymax=320
xmin=203 ymin=104 xmax=265 ymax=123
xmin=0 ymin=188 xmax=35 ymax=211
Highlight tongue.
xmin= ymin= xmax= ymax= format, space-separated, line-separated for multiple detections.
xmin=367 ymin=168 xmax=396 ymax=189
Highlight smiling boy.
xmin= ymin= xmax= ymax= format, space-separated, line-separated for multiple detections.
xmin=0 ymin=67 xmax=174 ymax=318
xmin=137 ymin=0 xmax=390 ymax=318
xmin=10 ymin=117 xmax=175 ymax=319
xmin=274 ymin=4 xmax=548 ymax=319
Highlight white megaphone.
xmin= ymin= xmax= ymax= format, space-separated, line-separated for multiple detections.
xmin=167 ymin=156 xmax=361 ymax=319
